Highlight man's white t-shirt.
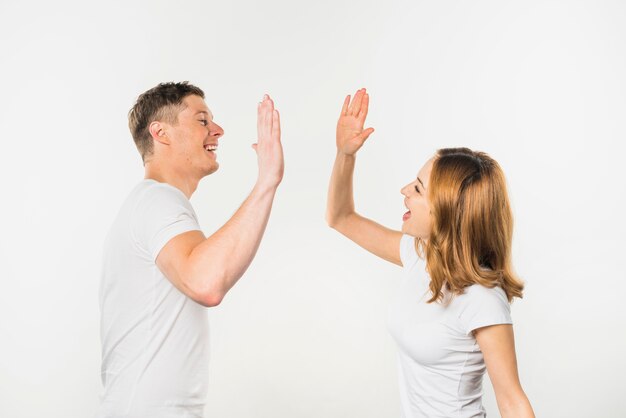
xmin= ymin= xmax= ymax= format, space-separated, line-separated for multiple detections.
xmin=98 ymin=180 xmax=209 ymax=418
xmin=387 ymin=235 xmax=513 ymax=418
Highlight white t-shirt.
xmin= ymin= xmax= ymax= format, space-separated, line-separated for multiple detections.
xmin=387 ymin=235 xmax=512 ymax=418
xmin=98 ymin=180 xmax=209 ymax=418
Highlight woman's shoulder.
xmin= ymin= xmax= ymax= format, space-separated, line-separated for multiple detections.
xmin=452 ymin=284 xmax=512 ymax=335
xmin=463 ymin=282 xmax=508 ymax=299
xmin=452 ymin=283 xmax=510 ymax=314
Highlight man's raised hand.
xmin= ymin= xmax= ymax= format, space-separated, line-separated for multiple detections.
xmin=253 ymin=94 xmax=284 ymax=190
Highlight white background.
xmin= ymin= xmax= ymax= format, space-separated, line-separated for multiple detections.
xmin=1 ymin=0 xmax=625 ymax=417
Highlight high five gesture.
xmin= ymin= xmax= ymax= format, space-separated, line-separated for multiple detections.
xmin=327 ymin=88 xmax=403 ymax=266
xmin=336 ymin=88 xmax=375 ymax=156
xmin=254 ymin=94 xmax=284 ymax=190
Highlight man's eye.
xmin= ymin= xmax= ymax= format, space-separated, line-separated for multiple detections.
xmin=199 ymin=120 xmax=208 ymax=126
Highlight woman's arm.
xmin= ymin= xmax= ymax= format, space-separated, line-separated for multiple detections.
xmin=326 ymin=89 xmax=402 ymax=266
xmin=475 ymin=324 xmax=535 ymax=418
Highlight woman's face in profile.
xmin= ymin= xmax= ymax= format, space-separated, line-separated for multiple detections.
xmin=400 ymin=157 xmax=434 ymax=240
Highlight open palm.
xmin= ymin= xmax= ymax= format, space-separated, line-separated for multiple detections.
xmin=336 ymin=88 xmax=375 ymax=155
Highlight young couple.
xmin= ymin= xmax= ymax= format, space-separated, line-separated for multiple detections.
xmin=98 ymin=82 xmax=534 ymax=418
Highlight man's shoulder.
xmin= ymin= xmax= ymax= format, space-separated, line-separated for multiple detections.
xmin=132 ymin=180 xmax=189 ymax=206
xmin=111 ymin=180 xmax=190 ymax=228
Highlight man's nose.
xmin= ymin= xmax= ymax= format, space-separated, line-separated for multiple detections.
xmin=210 ymin=122 xmax=224 ymax=138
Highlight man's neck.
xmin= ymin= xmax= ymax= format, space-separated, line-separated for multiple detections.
xmin=144 ymin=161 xmax=199 ymax=199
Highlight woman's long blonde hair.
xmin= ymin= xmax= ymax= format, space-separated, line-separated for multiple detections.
xmin=419 ymin=148 xmax=524 ymax=303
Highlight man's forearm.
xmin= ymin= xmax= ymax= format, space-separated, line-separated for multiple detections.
xmin=187 ymin=182 xmax=278 ymax=299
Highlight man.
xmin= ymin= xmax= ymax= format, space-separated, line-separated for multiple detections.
xmin=98 ymin=82 xmax=283 ymax=417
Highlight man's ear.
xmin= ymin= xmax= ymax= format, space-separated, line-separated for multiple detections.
xmin=149 ymin=121 xmax=170 ymax=145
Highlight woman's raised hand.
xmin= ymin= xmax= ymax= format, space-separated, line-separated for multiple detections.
xmin=336 ymin=88 xmax=375 ymax=156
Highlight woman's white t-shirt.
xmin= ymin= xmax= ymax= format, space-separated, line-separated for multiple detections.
xmin=387 ymin=235 xmax=512 ymax=418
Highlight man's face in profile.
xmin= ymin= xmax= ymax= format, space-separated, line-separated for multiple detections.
xmin=165 ymin=95 xmax=224 ymax=178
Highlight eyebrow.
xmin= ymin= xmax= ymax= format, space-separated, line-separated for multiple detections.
xmin=417 ymin=177 xmax=426 ymax=189
xmin=195 ymin=110 xmax=213 ymax=119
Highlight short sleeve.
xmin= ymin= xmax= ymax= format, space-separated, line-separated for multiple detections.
xmin=132 ymin=183 xmax=202 ymax=261
xmin=399 ymin=234 xmax=419 ymax=267
xmin=458 ymin=286 xmax=512 ymax=335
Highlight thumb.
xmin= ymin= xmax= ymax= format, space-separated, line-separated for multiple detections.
xmin=357 ymin=127 xmax=375 ymax=142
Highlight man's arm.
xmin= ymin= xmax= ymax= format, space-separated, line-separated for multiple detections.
xmin=156 ymin=95 xmax=284 ymax=307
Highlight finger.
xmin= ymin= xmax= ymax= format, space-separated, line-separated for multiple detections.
xmin=258 ymin=99 xmax=270 ymax=141
xmin=258 ymin=95 xmax=272 ymax=142
xmin=348 ymin=88 xmax=365 ymax=116
xmin=257 ymin=101 xmax=262 ymax=138
xmin=341 ymin=95 xmax=350 ymax=116
xmin=272 ymin=109 xmax=281 ymax=142
xmin=347 ymin=89 xmax=360 ymax=115
xmin=357 ymin=93 xmax=370 ymax=120
xmin=263 ymin=97 xmax=273 ymax=138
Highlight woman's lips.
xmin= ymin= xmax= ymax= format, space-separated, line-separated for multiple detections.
xmin=403 ymin=210 xmax=411 ymax=221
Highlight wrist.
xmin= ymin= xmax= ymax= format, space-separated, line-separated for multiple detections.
xmin=253 ymin=178 xmax=280 ymax=196
xmin=336 ymin=150 xmax=357 ymax=159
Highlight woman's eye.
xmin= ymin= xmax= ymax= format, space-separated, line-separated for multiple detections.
xmin=414 ymin=185 xmax=420 ymax=194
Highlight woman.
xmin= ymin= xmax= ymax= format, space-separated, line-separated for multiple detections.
xmin=326 ymin=88 xmax=535 ymax=418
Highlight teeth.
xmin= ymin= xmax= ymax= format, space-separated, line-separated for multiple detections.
xmin=204 ymin=145 xmax=218 ymax=151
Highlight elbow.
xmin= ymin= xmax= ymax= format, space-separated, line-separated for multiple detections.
xmin=326 ymin=212 xmax=338 ymax=229
xmin=184 ymin=272 xmax=226 ymax=308
xmin=326 ymin=211 xmax=348 ymax=230
xmin=497 ymin=389 xmax=534 ymax=417
xmin=197 ymin=291 xmax=224 ymax=308
xmin=197 ymin=276 xmax=226 ymax=307
xmin=327 ymin=213 xmax=356 ymax=234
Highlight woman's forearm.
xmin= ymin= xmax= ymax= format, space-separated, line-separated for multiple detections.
xmin=498 ymin=391 xmax=535 ymax=418
xmin=326 ymin=152 xmax=357 ymax=227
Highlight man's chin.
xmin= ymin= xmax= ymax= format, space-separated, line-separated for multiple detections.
xmin=204 ymin=163 xmax=219 ymax=176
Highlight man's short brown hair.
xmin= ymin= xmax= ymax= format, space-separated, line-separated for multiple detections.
xmin=128 ymin=81 xmax=205 ymax=162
